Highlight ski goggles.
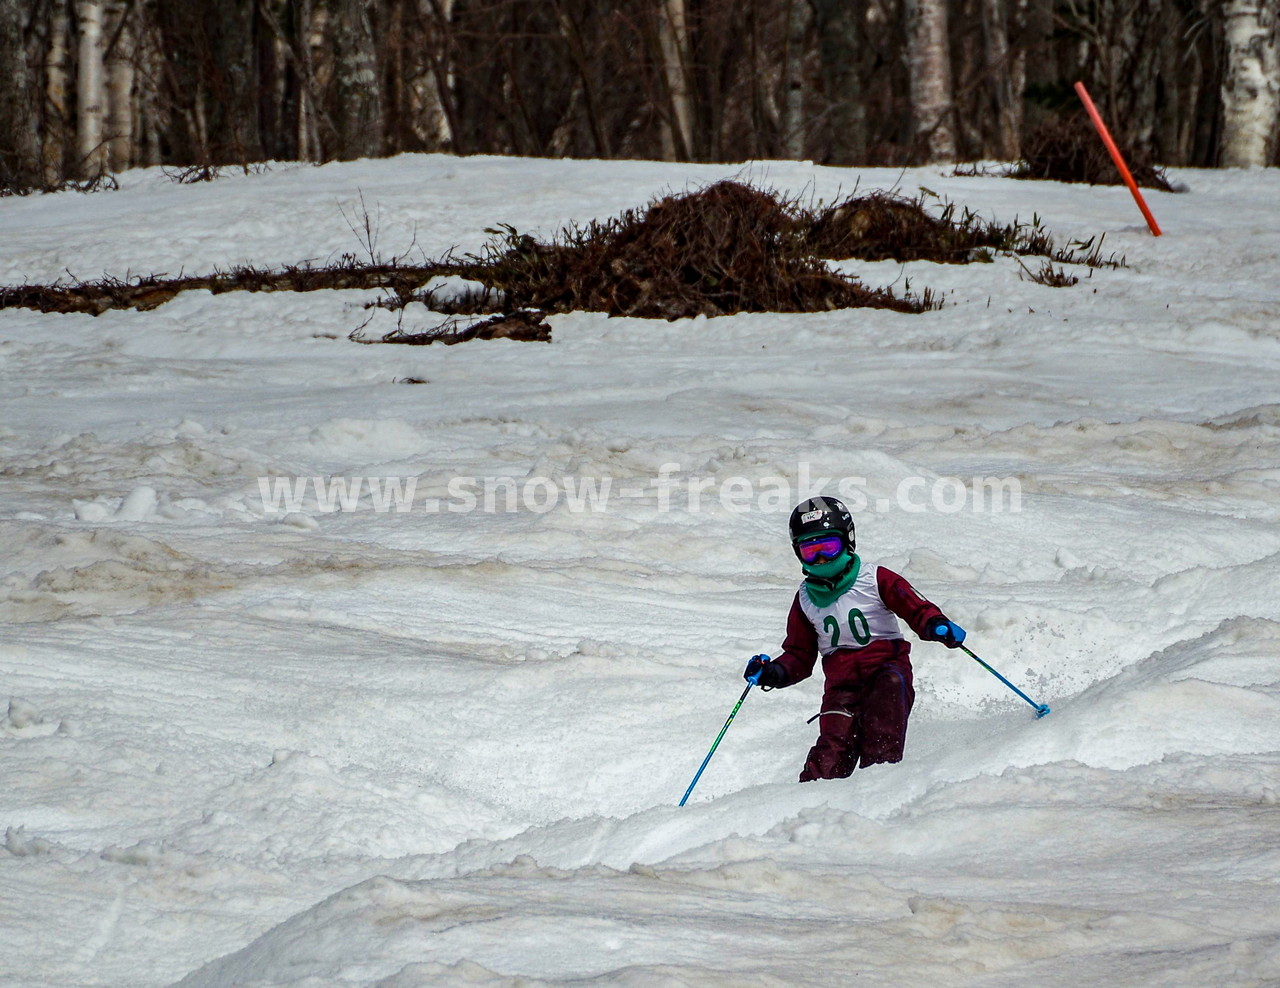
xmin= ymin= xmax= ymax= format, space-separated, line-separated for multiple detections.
xmin=796 ymin=534 xmax=845 ymax=564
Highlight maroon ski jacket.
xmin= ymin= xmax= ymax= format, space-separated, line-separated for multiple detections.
xmin=772 ymin=565 xmax=946 ymax=688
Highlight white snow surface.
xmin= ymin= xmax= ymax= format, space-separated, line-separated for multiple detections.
xmin=2 ymin=155 xmax=1280 ymax=987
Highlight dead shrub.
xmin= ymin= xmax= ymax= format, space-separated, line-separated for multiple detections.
xmin=163 ymin=163 xmax=271 ymax=184
xmin=805 ymin=190 xmax=1009 ymax=263
xmin=2 ymin=179 xmax=1127 ymax=338
xmin=449 ymin=181 xmax=929 ymax=319
xmin=355 ymin=309 xmax=553 ymax=345
xmin=0 ymin=275 xmax=174 ymax=315
xmin=1011 ymin=117 xmax=1176 ymax=191
xmin=0 ymin=171 xmax=120 ymax=198
xmin=1016 ymin=257 xmax=1080 ymax=287
xmin=803 ymin=188 xmax=1124 ymax=270
xmin=0 ymin=259 xmax=444 ymax=316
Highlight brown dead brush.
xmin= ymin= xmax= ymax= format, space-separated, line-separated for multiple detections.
xmin=804 ymin=190 xmax=1007 ymax=263
xmin=450 ymin=181 xmax=930 ymax=319
xmin=1011 ymin=117 xmax=1176 ymax=191
xmin=0 ymin=259 xmax=444 ymax=316
xmin=356 ymin=309 xmax=553 ymax=346
xmin=3 ymin=179 xmax=1128 ymax=341
xmin=803 ymin=188 xmax=1124 ymax=270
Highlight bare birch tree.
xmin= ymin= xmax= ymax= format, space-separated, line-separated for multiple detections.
xmin=656 ymin=0 xmax=693 ymax=160
xmin=1221 ymin=0 xmax=1280 ymax=166
xmin=904 ymin=0 xmax=956 ymax=161
xmin=780 ymin=0 xmax=809 ymax=158
xmin=76 ymin=0 xmax=108 ymax=175
xmin=104 ymin=0 xmax=134 ymax=170
xmin=43 ymin=1 xmax=73 ymax=181
xmin=417 ymin=0 xmax=455 ymax=149
xmin=330 ymin=0 xmax=384 ymax=158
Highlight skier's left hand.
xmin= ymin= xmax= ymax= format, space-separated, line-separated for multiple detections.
xmin=744 ymin=654 xmax=787 ymax=687
xmin=930 ymin=619 xmax=966 ymax=648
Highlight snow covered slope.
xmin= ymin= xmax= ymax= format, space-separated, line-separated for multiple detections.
xmin=2 ymin=156 xmax=1279 ymax=987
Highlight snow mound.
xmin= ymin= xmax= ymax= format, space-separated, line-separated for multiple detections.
xmin=177 ymin=751 xmax=1280 ymax=988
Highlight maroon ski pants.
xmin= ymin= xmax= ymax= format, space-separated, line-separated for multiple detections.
xmin=799 ymin=646 xmax=915 ymax=782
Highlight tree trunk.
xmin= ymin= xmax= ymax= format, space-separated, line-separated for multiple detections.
xmin=330 ymin=0 xmax=384 ymax=159
xmin=904 ymin=0 xmax=956 ymax=161
xmin=656 ymin=0 xmax=693 ymax=160
xmin=982 ymin=0 xmax=1020 ymax=159
xmin=812 ymin=0 xmax=866 ymax=164
xmin=218 ymin=0 xmax=262 ymax=164
xmin=1125 ymin=3 xmax=1158 ymax=153
xmin=133 ymin=14 xmax=162 ymax=167
xmin=419 ymin=0 xmax=456 ymax=150
xmin=44 ymin=1 xmax=73 ymax=182
xmin=295 ymin=0 xmax=321 ymax=161
xmin=552 ymin=0 xmax=608 ymax=156
xmin=1220 ymin=0 xmax=1280 ymax=166
xmin=76 ymin=0 xmax=108 ymax=176
xmin=0 ymin=0 xmax=42 ymax=189
xmin=781 ymin=0 xmax=809 ymax=158
xmin=1020 ymin=0 xmax=1055 ymax=139
xmin=1190 ymin=7 xmax=1226 ymax=167
xmin=1007 ymin=0 xmax=1027 ymax=155
xmin=104 ymin=0 xmax=133 ymax=171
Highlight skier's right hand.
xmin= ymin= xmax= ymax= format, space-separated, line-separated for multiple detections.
xmin=744 ymin=654 xmax=786 ymax=687
xmin=930 ymin=619 xmax=967 ymax=648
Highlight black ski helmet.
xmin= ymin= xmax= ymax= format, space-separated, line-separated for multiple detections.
xmin=788 ymin=496 xmax=855 ymax=560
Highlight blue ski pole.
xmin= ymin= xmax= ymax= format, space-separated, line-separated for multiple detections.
xmin=956 ymin=641 xmax=1051 ymax=718
xmin=679 ymin=668 xmax=761 ymax=806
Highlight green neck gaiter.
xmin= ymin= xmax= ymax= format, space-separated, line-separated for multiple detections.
xmin=802 ymin=552 xmax=861 ymax=608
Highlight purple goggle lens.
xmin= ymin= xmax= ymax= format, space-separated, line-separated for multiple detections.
xmin=797 ymin=535 xmax=844 ymax=563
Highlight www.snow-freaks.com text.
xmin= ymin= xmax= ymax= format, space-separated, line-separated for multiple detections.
xmin=256 ymin=466 xmax=1021 ymax=516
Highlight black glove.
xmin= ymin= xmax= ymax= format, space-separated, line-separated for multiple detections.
xmin=929 ymin=618 xmax=967 ymax=649
xmin=743 ymin=654 xmax=787 ymax=688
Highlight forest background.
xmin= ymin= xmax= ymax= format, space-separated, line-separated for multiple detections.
xmin=0 ymin=0 xmax=1277 ymax=194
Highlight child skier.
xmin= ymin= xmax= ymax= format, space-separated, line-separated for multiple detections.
xmin=745 ymin=496 xmax=967 ymax=781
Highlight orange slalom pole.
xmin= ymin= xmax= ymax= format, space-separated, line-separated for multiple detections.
xmin=1074 ymin=81 xmax=1162 ymax=236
